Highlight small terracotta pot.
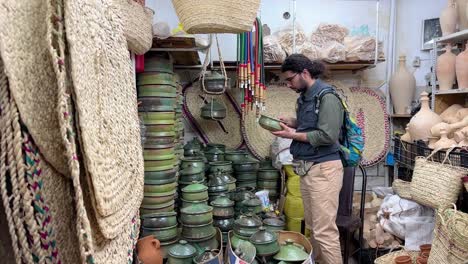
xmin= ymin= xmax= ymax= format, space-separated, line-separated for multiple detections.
xmin=417 ymin=256 xmax=428 ymax=264
xmin=137 ymin=235 xmax=163 ymax=264
xmin=420 ymin=251 xmax=430 ymax=258
xmin=394 ymin=255 xmax=412 ymax=264
xmin=419 ymin=244 xmax=431 ymax=255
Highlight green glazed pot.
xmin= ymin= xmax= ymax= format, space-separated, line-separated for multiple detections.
xmin=138 ymin=84 xmax=177 ymax=95
xmin=144 ymin=158 xmax=178 ymax=171
xmin=181 ymin=221 xmax=216 ymax=240
xmin=258 ymin=115 xmax=284 ymax=132
xmin=141 ymin=117 xmax=176 ymax=126
xmin=257 ymin=180 xmax=278 ymax=189
xmin=180 ymin=204 xmax=213 ymax=225
xmin=145 ymin=131 xmax=177 ymax=138
xmin=145 ymin=123 xmax=176 ymax=133
xmin=224 ymin=150 xmax=249 ymax=163
xmin=234 ymin=172 xmax=257 ymax=181
xmin=230 ymin=232 xmax=250 ymax=249
xmin=141 ymin=224 xmax=178 ymax=242
xmin=178 ymin=173 xmax=205 ymax=183
xmin=273 ymin=239 xmax=309 ymax=262
xmin=213 ymin=218 xmax=235 ymax=232
xmin=138 ymin=97 xmax=177 ymax=112
xmin=144 ymin=137 xmax=175 ymax=148
xmin=168 ymin=240 xmax=197 ymax=264
xmin=232 ymin=161 xmax=260 ymax=172
xmin=209 ymin=161 xmax=233 ymax=173
xmin=258 ymin=169 xmax=280 ymax=180
xmin=263 ymin=218 xmax=286 ymax=233
xmin=144 ymin=52 xmax=174 ymax=73
xmin=139 ymin=111 xmax=175 ymax=122
xmin=137 ymin=72 xmax=175 ymax=86
xmin=140 ymin=200 xmax=175 ymax=215
xmin=144 ymin=181 xmax=178 ymax=193
xmin=178 ymin=180 xmax=205 ymax=191
xmin=142 ymin=189 xmax=177 ymax=206
xmin=180 ymin=197 xmax=209 ymax=208
xmin=249 ymin=227 xmax=280 ymax=256
xmin=141 ymin=211 xmax=178 ymax=228
xmin=181 ymin=183 xmax=208 ymax=201
xmin=160 ymin=237 xmax=180 ymax=260
xmin=143 ymin=148 xmax=176 ymax=161
xmin=236 ymin=180 xmax=257 ymax=189
xmin=205 ymin=143 xmax=226 ymax=152
xmin=184 ymin=232 xmax=219 ymax=257
xmin=144 ymin=169 xmax=177 ymax=181
xmin=233 ymin=213 xmax=262 ymax=237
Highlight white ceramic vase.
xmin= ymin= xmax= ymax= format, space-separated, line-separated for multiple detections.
xmin=408 ymin=92 xmax=443 ymax=141
xmin=456 ymin=43 xmax=468 ymax=89
xmin=440 ymin=0 xmax=458 ymax=36
xmin=433 ymin=128 xmax=457 ymax=149
xmin=389 ymin=55 xmax=416 ymax=115
xmin=437 ymin=44 xmax=457 ymax=90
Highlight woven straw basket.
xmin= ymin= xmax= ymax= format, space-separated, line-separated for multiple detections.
xmin=171 ymin=0 xmax=261 ymax=33
xmin=374 ymin=249 xmax=419 ymax=264
xmin=428 ymin=206 xmax=468 ymax=264
xmin=392 ymin=179 xmax=413 ymax=200
xmin=410 ymin=148 xmax=468 ymax=209
xmin=120 ymin=0 xmax=154 ymax=55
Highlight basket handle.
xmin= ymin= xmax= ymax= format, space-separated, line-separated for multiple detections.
xmin=200 ymin=34 xmax=227 ymax=95
xmin=441 ymin=146 xmax=457 ymax=165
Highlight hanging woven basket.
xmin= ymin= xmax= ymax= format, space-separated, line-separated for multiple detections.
xmin=171 ymin=0 xmax=261 ymax=34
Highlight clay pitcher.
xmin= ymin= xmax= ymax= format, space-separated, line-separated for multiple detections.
xmin=390 ymin=55 xmax=416 ymax=114
xmin=440 ymin=0 xmax=458 ymax=36
xmin=137 ymin=235 xmax=163 ymax=264
xmin=437 ymin=44 xmax=456 ymax=90
xmin=456 ymin=0 xmax=468 ymax=30
xmin=408 ymin=92 xmax=443 ymax=141
xmin=455 ymin=43 xmax=468 ymax=89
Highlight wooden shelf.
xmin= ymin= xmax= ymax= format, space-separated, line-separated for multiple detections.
xmin=434 ymin=88 xmax=468 ymax=95
xmin=390 ymin=114 xmax=412 ymax=118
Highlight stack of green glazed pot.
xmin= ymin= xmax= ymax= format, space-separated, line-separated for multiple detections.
xmin=138 ymin=52 xmax=179 ymax=221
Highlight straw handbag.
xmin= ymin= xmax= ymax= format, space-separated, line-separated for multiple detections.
xmin=428 ymin=205 xmax=468 ymax=264
xmin=410 ymin=147 xmax=468 ymax=209
xmin=119 ymin=0 xmax=154 ymax=55
xmin=171 ymin=0 xmax=261 ymax=33
xmin=392 ymin=179 xmax=413 ymax=200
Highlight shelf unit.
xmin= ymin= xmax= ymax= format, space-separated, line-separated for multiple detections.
xmin=430 ymin=29 xmax=468 ymax=113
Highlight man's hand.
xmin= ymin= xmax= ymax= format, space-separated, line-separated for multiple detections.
xmin=272 ymin=123 xmax=296 ymax=139
xmin=278 ymin=116 xmax=297 ymax=128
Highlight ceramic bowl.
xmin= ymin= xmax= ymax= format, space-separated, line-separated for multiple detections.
xmin=137 ymin=72 xmax=175 ymax=86
xmin=138 ymin=97 xmax=177 ymax=112
xmin=142 ymin=189 xmax=177 ymax=206
xmin=140 ymin=200 xmax=175 ymax=215
xmin=141 ymin=224 xmax=178 ymax=242
xmin=144 ymin=169 xmax=177 ymax=181
xmin=144 ymin=181 xmax=178 ymax=193
xmin=141 ymin=211 xmax=178 ymax=228
xmin=181 ymin=221 xmax=216 ymax=240
xmin=180 ymin=197 xmax=209 ymax=208
xmin=258 ymin=115 xmax=284 ymax=132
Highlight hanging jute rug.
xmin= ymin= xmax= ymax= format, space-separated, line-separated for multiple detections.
xmin=241 ymin=84 xmax=298 ymax=159
xmin=64 ymin=0 xmax=144 ymax=240
xmin=183 ymin=81 xmax=243 ymax=149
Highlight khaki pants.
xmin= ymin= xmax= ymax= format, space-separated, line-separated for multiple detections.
xmin=300 ymin=160 xmax=343 ymax=264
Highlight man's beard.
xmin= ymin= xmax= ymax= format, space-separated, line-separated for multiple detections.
xmin=294 ymin=77 xmax=308 ymax=93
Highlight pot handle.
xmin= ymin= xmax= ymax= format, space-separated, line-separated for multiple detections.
xmin=152 ymin=238 xmax=160 ymax=249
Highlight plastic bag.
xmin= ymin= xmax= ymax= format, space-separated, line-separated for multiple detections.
xmin=297 ymin=42 xmax=321 ymax=60
xmin=377 ymin=195 xmax=435 ymax=240
xmin=270 ymin=137 xmax=293 ymax=169
xmin=310 ymin=23 xmax=349 ymax=47
xmin=320 ymin=41 xmax=346 ymax=63
xmin=344 ymin=36 xmax=381 ymax=61
xmin=275 ymin=23 xmax=307 ymax=55
xmin=372 ymin=187 xmax=394 ymax=198
xmin=153 ymin=21 xmax=171 ymax=39
xmin=264 ymin=35 xmax=287 ymax=63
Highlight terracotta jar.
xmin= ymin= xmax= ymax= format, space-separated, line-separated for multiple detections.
xmin=434 ymin=128 xmax=457 ymax=149
xmin=440 ymin=104 xmax=463 ymax=123
xmin=137 ymin=235 xmax=163 ymax=264
xmin=456 ymin=43 xmax=468 ymax=89
xmin=408 ymin=92 xmax=443 ymax=141
xmin=440 ymin=0 xmax=458 ymax=36
xmin=419 ymin=244 xmax=432 ymax=255
xmin=416 ymin=256 xmax=428 ymax=264
xmin=437 ymin=44 xmax=457 ymax=90
xmin=401 ymin=125 xmax=412 ymax=143
xmin=390 ymin=55 xmax=416 ymax=115
xmin=394 ymin=255 xmax=412 ymax=264
xmin=457 ymin=0 xmax=468 ymax=30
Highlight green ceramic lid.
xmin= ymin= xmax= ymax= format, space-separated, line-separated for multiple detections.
xmin=169 ymin=240 xmax=197 ymax=258
xmin=211 ymin=194 xmax=234 ymax=207
xmin=204 ymin=147 xmax=224 ymax=155
xmin=263 ymin=218 xmax=285 ymax=227
xmin=235 ymin=213 xmax=262 ymax=228
xmin=180 ymin=204 xmax=213 ymax=215
xmin=250 ymin=227 xmax=277 ymax=244
xmin=140 ymin=211 xmax=177 ymax=219
xmin=273 ymin=239 xmax=309 ymax=262
xmin=181 ymin=183 xmax=208 ymax=193
xmin=242 ymin=197 xmax=262 ymax=207
xmin=201 ymin=99 xmax=226 ymax=112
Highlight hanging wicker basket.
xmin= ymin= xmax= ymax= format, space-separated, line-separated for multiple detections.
xmin=171 ymin=0 xmax=261 ymax=34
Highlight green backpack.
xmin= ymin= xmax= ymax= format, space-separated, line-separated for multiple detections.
xmin=315 ymin=88 xmax=364 ymax=167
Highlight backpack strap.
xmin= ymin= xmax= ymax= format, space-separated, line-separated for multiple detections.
xmin=314 ymin=87 xmax=339 ymax=114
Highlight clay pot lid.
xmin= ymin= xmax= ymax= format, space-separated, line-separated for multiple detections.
xmin=273 ymin=239 xmax=309 ymax=262
xmin=249 ymin=227 xmax=277 ymax=244
xmin=181 ymin=183 xmax=208 ymax=193
xmin=242 ymin=197 xmax=262 ymax=207
xmin=180 ymin=204 xmax=213 ymax=215
xmin=168 ymin=240 xmax=197 ymax=258
xmin=211 ymin=194 xmax=234 ymax=207
xmin=235 ymin=213 xmax=262 ymax=228
xmin=263 ymin=218 xmax=285 ymax=227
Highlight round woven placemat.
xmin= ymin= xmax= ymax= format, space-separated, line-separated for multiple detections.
xmin=241 ymin=84 xmax=298 ymax=159
xmin=346 ymin=87 xmax=390 ymax=167
xmin=183 ymin=82 xmax=243 ymax=149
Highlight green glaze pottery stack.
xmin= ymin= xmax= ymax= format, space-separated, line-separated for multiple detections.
xmin=257 ymin=158 xmax=281 ymax=203
xmin=138 ymin=52 xmax=180 ymax=252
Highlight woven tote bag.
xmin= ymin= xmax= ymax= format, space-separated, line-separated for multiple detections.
xmin=410 ymin=148 xmax=467 ymax=209
xmin=171 ymin=0 xmax=261 ymax=34
xmin=118 ymin=0 xmax=154 ymax=55
xmin=428 ymin=206 xmax=468 ymax=264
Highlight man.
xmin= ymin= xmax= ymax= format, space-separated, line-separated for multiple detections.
xmin=272 ymin=54 xmax=344 ymax=264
